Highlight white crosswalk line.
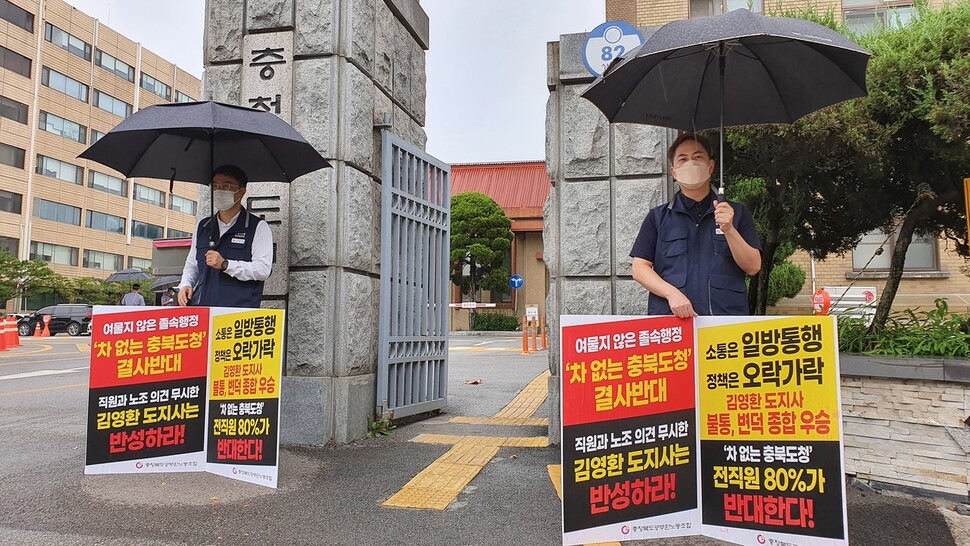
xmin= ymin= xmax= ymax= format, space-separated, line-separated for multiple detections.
xmin=0 ymin=367 xmax=89 ymax=381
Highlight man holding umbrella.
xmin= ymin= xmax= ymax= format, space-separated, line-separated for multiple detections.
xmin=630 ymin=133 xmax=761 ymax=317
xmin=177 ymin=165 xmax=272 ymax=308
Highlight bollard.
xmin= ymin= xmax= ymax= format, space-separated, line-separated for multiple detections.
xmin=540 ymin=314 xmax=548 ymax=350
xmin=521 ymin=316 xmax=531 ymax=355
xmin=530 ymin=317 xmax=538 ymax=352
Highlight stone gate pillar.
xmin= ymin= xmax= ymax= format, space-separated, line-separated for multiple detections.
xmin=203 ymin=0 xmax=429 ymax=444
xmin=544 ymin=30 xmax=671 ymax=444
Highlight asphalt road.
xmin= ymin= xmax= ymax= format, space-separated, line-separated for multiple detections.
xmin=0 ymin=334 xmax=967 ymax=545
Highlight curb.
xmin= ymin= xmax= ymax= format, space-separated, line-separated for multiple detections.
xmin=449 ymin=330 xmax=521 ymax=337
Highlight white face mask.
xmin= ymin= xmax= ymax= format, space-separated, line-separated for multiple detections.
xmin=674 ymin=160 xmax=711 ymax=190
xmin=212 ymin=189 xmax=238 ymax=212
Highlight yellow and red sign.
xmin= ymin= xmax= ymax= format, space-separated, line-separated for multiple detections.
xmin=561 ymin=315 xmax=847 ymax=546
xmin=85 ymin=306 xmax=286 ymax=489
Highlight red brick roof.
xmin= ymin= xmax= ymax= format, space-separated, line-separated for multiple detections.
xmin=450 ymin=161 xmax=551 ymax=212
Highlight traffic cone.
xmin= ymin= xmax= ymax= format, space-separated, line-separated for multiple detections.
xmin=0 ymin=321 xmax=7 ymax=351
xmin=34 ymin=321 xmax=42 ymax=336
xmin=3 ymin=317 xmax=12 ymax=347
xmin=40 ymin=318 xmax=51 ymax=337
xmin=9 ymin=317 xmax=19 ymax=347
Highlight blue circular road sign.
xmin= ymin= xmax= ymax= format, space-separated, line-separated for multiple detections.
xmin=583 ymin=21 xmax=644 ymax=78
xmin=509 ymin=274 xmax=524 ymax=290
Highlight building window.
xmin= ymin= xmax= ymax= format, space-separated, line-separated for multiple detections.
xmin=175 ymin=90 xmax=195 ymax=103
xmin=90 ymin=128 xmax=106 ymax=143
xmin=128 ymin=256 xmax=151 ymax=270
xmin=690 ymin=0 xmax=762 ymax=18
xmin=92 ymin=89 xmax=132 ymax=118
xmin=94 ymin=49 xmax=134 ymax=82
xmin=0 ymin=0 xmax=34 ymax=33
xmin=42 ymin=66 xmax=89 ymax=102
xmin=134 ymin=183 xmax=165 ymax=207
xmin=131 ymin=220 xmax=164 ymax=240
xmin=0 ymin=95 xmax=28 ymax=124
xmin=0 ymin=142 xmax=25 ymax=168
xmin=0 ymin=235 xmax=18 ymax=254
xmin=0 ymin=44 xmax=31 ymax=77
xmin=36 ymin=155 xmax=82 ymax=184
xmin=83 ymin=249 xmax=124 ymax=270
xmin=140 ymin=72 xmax=172 ymax=101
xmin=852 ymin=229 xmax=938 ymax=271
xmin=844 ymin=1 xmax=915 ymax=34
xmin=33 ymin=198 xmax=80 ymax=226
xmin=88 ymin=170 xmax=127 ymax=197
xmin=39 ymin=111 xmax=86 ymax=144
xmin=169 ymin=194 xmax=196 ymax=215
xmin=44 ymin=22 xmax=91 ymax=61
xmin=85 ymin=210 xmax=126 ymax=234
xmin=167 ymin=227 xmax=193 ymax=238
xmin=0 ymin=188 xmax=22 ymax=214
xmin=30 ymin=241 xmax=78 ymax=266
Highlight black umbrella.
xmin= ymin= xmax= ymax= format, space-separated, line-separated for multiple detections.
xmin=78 ymin=100 xmax=331 ymax=245
xmin=582 ymin=8 xmax=871 ymax=195
xmin=104 ymin=268 xmax=153 ymax=283
xmin=150 ymin=275 xmax=182 ymax=291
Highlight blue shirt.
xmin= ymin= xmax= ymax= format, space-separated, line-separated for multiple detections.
xmin=630 ymin=191 xmax=762 ymax=315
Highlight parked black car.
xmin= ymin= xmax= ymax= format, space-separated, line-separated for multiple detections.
xmin=18 ymin=304 xmax=93 ymax=336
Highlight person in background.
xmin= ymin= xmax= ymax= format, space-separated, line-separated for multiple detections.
xmin=177 ymin=164 xmax=272 ymax=308
xmin=630 ymin=132 xmax=762 ymax=317
xmin=161 ymin=287 xmax=176 ymax=306
xmin=121 ymin=284 xmax=146 ymax=306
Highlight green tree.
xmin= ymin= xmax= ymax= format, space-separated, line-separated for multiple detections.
xmin=449 ymin=192 xmax=513 ymax=313
xmin=0 ymin=250 xmax=59 ymax=308
xmin=66 ymin=277 xmax=130 ymax=305
xmin=727 ymin=177 xmax=815 ymax=312
xmin=853 ymin=1 xmax=970 ymax=331
xmin=724 ymin=7 xmax=898 ymax=315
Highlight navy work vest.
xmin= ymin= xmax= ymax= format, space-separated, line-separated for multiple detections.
xmin=648 ymin=195 xmax=749 ymax=316
xmin=192 ymin=209 xmax=264 ymax=308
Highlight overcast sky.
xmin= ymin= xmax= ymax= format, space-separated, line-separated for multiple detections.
xmin=65 ymin=1 xmax=604 ymax=164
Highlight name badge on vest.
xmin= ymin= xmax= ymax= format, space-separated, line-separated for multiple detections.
xmin=230 ymin=234 xmax=247 ymax=245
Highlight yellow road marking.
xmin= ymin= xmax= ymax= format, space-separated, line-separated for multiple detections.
xmin=0 ymin=344 xmax=53 ymax=359
xmin=75 ymin=343 xmax=90 ymax=353
xmin=0 ymin=382 xmax=87 ymax=397
xmin=449 ymin=416 xmax=548 ymax=426
xmin=413 ymin=434 xmax=548 ymax=448
xmin=494 ymin=370 xmax=550 ymax=419
xmin=385 ymin=370 xmax=552 ymax=510
xmin=384 ymin=436 xmax=547 ymax=510
xmin=548 ymin=464 xmax=563 ymax=498
xmin=449 ymin=369 xmax=550 ymax=425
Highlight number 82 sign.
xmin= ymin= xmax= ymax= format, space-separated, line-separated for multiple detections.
xmin=583 ymin=21 xmax=644 ymax=78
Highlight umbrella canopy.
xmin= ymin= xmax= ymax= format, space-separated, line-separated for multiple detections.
xmin=105 ymin=268 xmax=153 ymax=283
xmin=150 ymin=275 xmax=182 ymax=291
xmin=582 ymin=9 xmax=870 ymax=191
xmin=78 ymin=100 xmax=330 ymax=185
xmin=79 ymin=100 xmax=331 ymax=247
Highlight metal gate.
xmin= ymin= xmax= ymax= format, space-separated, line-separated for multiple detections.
xmin=377 ymin=131 xmax=450 ymax=419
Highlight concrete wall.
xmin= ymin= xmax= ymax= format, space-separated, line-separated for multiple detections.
xmin=840 ymin=355 xmax=970 ymax=501
xmin=544 ymin=30 xmax=670 ymax=444
xmin=203 ymin=0 xmax=428 ymax=444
